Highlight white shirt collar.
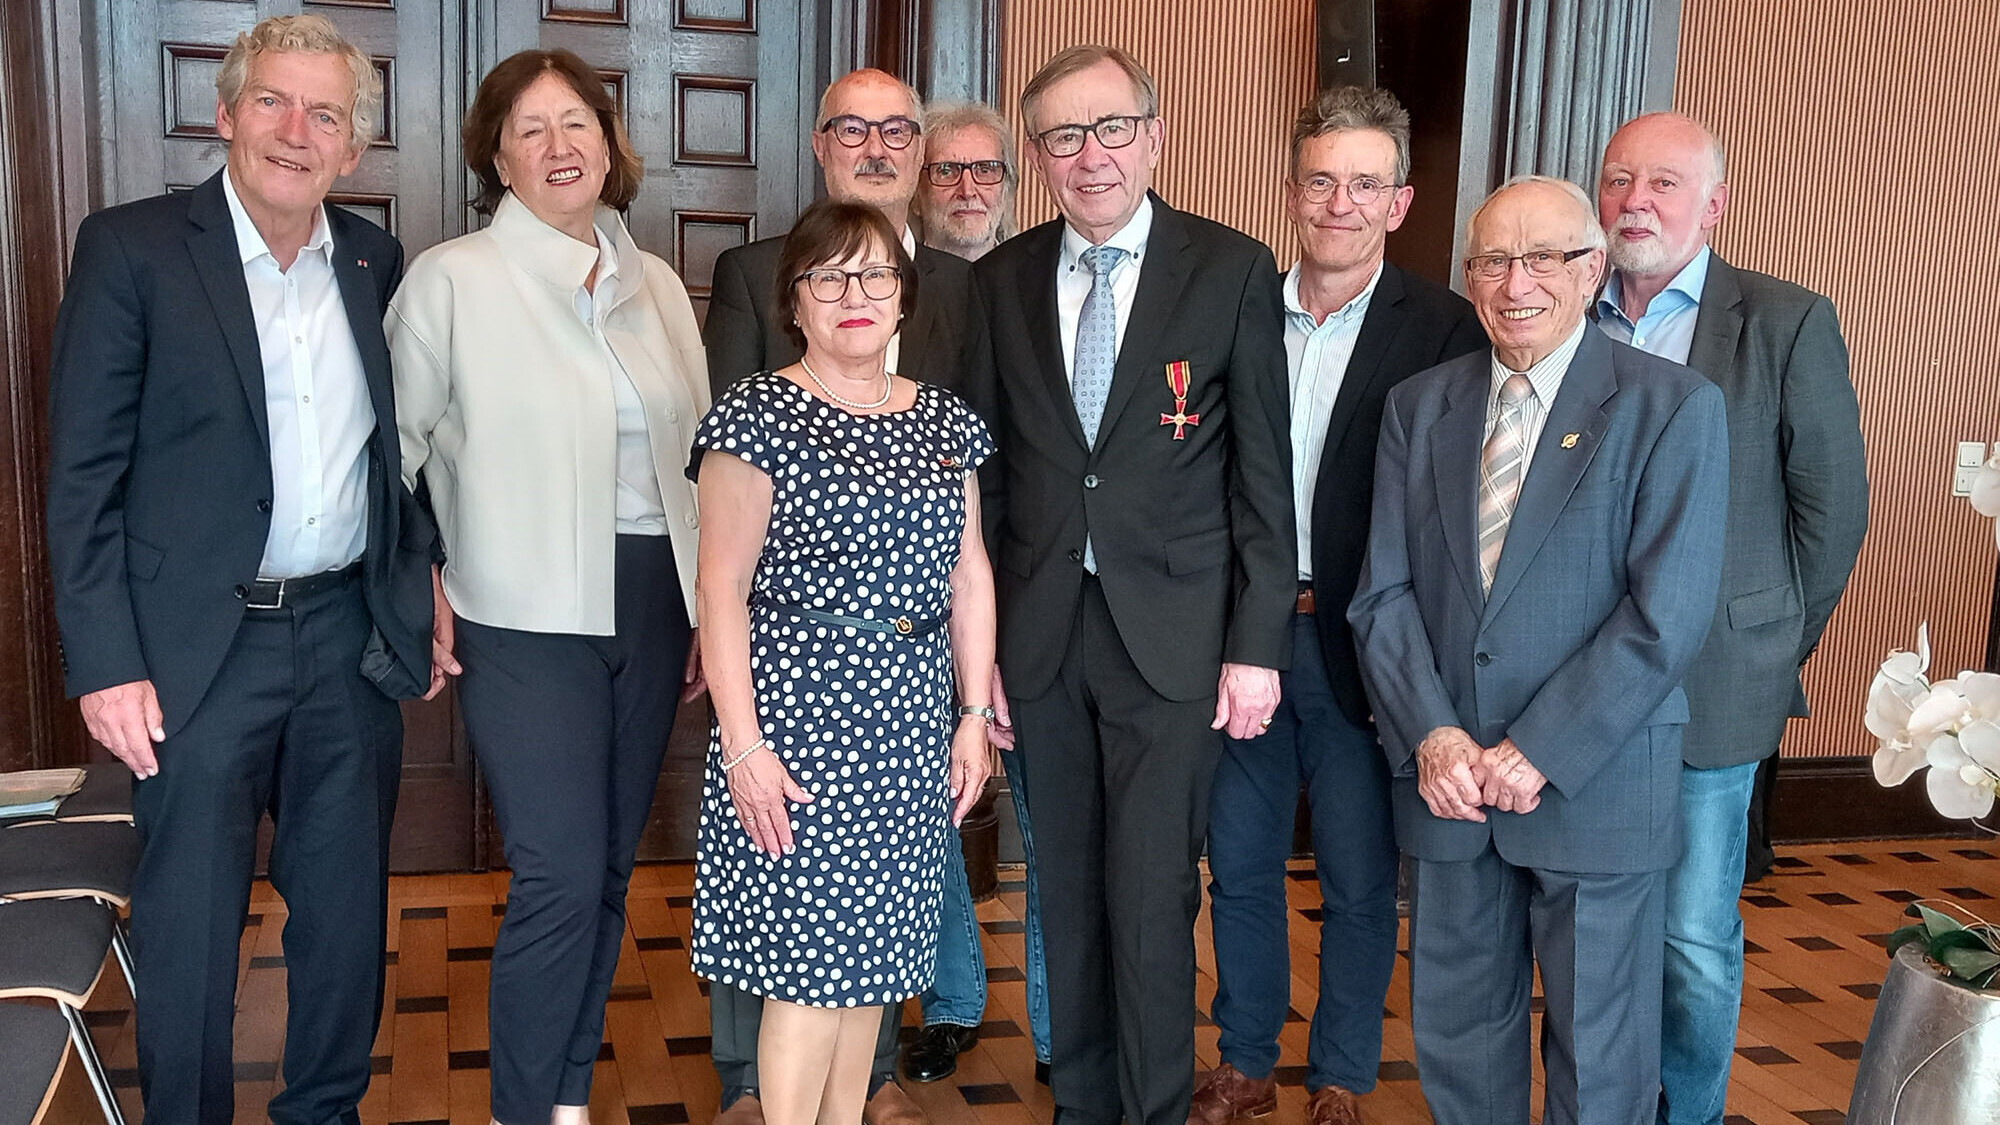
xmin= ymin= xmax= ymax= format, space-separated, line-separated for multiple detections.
xmin=1491 ymin=319 xmax=1590 ymax=409
xmin=1283 ymin=260 xmax=1383 ymax=327
xmin=899 ymin=223 xmax=917 ymax=258
xmin=1060 ymin=194 xmax=1154 ymax=270
xmin=221 ymin=167 xmax=333 ymax=267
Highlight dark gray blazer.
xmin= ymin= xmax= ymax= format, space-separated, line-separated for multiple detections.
xmin=1307 ymin=263 xmax=1485 ymax=727
xmin=700 ymin=234 xmax=985 ymax=400
xmin=47 ymin=172 xmax=437 ymax=732
xmin=1348 ymin=329 xmax=1730 ymax=874
xmin=1668 ymin=253 xmax=1868 ymax=769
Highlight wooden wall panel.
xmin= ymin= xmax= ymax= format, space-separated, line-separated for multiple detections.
xmin=998 ymin=0 xmax=1315 ymax=259
xmin=1677 ymin=2 xmax=2000 ymax=758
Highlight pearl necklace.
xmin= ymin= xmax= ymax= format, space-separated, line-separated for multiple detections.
xmin=800 ymin=355 xmax=892 ymax=410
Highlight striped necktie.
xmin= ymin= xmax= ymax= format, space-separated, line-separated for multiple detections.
xmin=1476 ymin=373 xmax=1536 ymax=594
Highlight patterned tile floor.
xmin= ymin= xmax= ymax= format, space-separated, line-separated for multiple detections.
xmin=39 ymin=839 xmax=2000 ymax=1125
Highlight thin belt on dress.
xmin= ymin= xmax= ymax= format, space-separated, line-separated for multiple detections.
xmin=751 ymin=595 xmax=950 ymax=637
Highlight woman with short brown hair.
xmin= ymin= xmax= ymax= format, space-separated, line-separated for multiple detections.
xmin=688 ymin=199 xmax=995 ymax=1125
xmin=387 ymin=48 xmax=708 ymax=1125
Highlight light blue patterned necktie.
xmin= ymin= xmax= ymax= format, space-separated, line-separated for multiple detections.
xmin=1072 ymin=244 xmax=1126 ymax=572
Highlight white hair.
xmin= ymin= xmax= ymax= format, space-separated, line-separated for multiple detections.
xmin=1467 ymin=174 xmax=1608 ymax=253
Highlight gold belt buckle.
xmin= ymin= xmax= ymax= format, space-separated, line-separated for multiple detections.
xmin=893 ymin=617 xmax=914 ymax=635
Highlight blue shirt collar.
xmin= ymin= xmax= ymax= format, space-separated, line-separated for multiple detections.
xmin=1599 ymin=243 xmax=1711 ymax=324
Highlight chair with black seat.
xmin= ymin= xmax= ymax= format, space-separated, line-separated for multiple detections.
xmin=52 ymin=766 xmax=134 ymax=825
xmin=0 ymin=997 xmax=78 ymax=1125
xmin=0 ymin=898 xmax=125 ymax=1125
xmin=0 ymin=820 xmax=140 ymax=999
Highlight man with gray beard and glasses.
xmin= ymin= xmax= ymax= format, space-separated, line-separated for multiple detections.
xmin=1594 ymin=112 xmax=1867 ymax=1125
xmin=915 ymin=101 xmax=1019 ymax=262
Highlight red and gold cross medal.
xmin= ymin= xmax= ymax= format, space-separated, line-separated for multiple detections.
xmin=1160 ymin=360 xmax=1200 ymax=439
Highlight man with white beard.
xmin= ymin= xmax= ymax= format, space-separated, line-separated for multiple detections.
xmin=1594 ymin=112 xmax=1868 ymax=1125
xmin=916 ymin=101 xmax=1018 ymax=261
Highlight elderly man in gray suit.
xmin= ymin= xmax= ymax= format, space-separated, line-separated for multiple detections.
xmin=1595 ymin=113 xmax=1868 ymax=1125
xmin=1348 ymin=176 xmax=1729 ymax=1125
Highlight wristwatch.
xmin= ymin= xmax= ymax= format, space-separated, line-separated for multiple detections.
xmin=957 ymin=704 xmax=998 ymax=723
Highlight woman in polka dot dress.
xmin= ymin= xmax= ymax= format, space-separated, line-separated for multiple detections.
xmin=687 ymin=200 xmax=998 ymax=1125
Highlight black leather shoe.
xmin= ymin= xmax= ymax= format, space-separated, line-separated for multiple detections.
xmin=902 ymin=1023 xmax=978 ymax=1082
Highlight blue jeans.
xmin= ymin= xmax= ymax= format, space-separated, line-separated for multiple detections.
xmin=1659 ymin=760 xmax=1760 ymax=1125
xmin=921 ymin=825 xmax=987 ymax=1027
xmin=998 ymin=747 xmax=1052 ymax=1063
xmin=921 ymin=755 xmax=1053 ymax=1064
xmin=1207 ymin=614 xmax=1399 ymax=1093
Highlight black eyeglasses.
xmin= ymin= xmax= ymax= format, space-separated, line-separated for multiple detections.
xmin=1292 ymin=174 xmax=1398 ymax=207
xmin=795 ymin=265 xmax=903 ymax=303
xmin=1464 ymin=247 xmax=1595 ymax=281
xmin=819 ymin=115 xmax=922 ymax=150
xmin=1030 ymin=114 xmax=1152 ymax=158
xmin=925 ymin=160 xmax=1008 ymax=187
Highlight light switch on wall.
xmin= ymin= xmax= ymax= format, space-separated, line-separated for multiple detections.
xmin=1953 ymin=441 xmax=1991 ymax=496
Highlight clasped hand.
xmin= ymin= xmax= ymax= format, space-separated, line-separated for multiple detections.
xmin=1414 ymin=727 xmax=1548 ymax=822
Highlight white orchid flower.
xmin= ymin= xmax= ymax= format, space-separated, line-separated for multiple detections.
xmin=1878 ymin=624 xmax=1931 ymax=686
xmin=1926 ymin=728 xmax=2000 ymax=820
xmin=1874 ymin=737 xmax=1929 ymax=787
xmin=1907 ymin=678 xmax=1972 ymax=740
xmin=1962 ymin=671 xmax=2000 ymax=723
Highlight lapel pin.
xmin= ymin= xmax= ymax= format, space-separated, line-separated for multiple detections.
xmin=356 ymin=258 xmax=368 ymax=268
xmin=1560 ymin=432 xmax=1580 ymax=449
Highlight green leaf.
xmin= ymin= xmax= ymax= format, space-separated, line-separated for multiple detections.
xmin=1936 ymin=946 xmax=2000 ymax=983
xmin=1916 ymin=904 xmax=1968 ymax=935
xmin=1885 ymin=924 xmax=1930 ymax=956
xmin=1929 ymin=929 xmax=1996 ymax=955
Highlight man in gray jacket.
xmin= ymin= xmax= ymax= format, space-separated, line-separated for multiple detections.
xmin=1349 ymin=176 xmax=1730 ymax=1125
xmin=1595 ymin=112 xmax=1868 ymax=1125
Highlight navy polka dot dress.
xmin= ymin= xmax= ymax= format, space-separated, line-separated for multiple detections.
xmin=686 ymin=371 xmax=994 ymax=1007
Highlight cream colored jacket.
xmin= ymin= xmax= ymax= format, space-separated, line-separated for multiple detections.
xmin=387 ymin=193 xmax=708 ymax=634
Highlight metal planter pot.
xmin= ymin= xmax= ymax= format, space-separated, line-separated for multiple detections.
xmin=1847 ymin=944 xmax=2000 ymax=1124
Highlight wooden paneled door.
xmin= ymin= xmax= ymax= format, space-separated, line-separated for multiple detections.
xmin=82 ymin=0 xmax=812 ymax=868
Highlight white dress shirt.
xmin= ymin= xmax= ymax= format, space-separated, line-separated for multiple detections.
xmin=885 ymin=223 xmax=917 ymax=376
xmin=1285 ymin=261 xmax=1382 ymax=580
xmin=575 ymin=229 xmax=671 ymax=535
xmin=222 ymin=170 xmax=373 ymax=579
xmin=1485 ymin=319 xmax=1590 ymax=473
xmin=1057 ymin=195 xmax=1155 ymax=385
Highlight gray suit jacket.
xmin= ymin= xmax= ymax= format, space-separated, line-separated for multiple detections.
xmin=1666 ymin=254 xmax=1868 ymax=769
xmin=1348 ymin=329 xmax=1730 ymax=873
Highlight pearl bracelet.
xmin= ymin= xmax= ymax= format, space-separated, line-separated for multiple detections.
xmin=722 ymin=737 xmax=772 ymax=772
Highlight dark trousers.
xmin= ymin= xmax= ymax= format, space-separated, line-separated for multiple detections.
xmin=1011 ymin=577 xmax=1222 ymax=1125
xmin=455 ymin=535 xmax=691 ymax=1125
xmin=131 ymin=577 xmax=402 ymax=1125
xmin=708 ymin=981 xmax=903 ymax=1107
xmin=1408 ymin=845 xmax=1667 ymax=1125
xmin=1208 ymin=614 xmax=1398 ymax=1093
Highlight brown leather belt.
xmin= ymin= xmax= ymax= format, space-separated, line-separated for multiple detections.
xmin=1295 ymin=585 xmax=1316 ymax=615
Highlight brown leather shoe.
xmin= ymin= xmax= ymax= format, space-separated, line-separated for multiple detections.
xmin=714 ymin=1094 xmax=764 ymax=1125
xmin=1305 ymin=1084 xmax=1364 ymax=1125
xmin=863 ymin=1081 xmax=928 ymax=1125
xmin=1187 ymin=1063 xmax=1278 ymax=1125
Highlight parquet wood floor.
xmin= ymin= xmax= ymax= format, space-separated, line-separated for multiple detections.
xmin=38 ymin=839 xmax=2000 ymax=1125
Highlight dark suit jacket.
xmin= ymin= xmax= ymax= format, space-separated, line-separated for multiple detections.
xmin=701 ymin=234 xmax=985 ymax=399
xmin=1348 ymin=330 xmax=1729 ymax=873
xmin=1307 ymin=263 xmax=1485 ymax=726
xmin=47 ymin=172 xmax=435 ymax=735
xmin=1667 ymin=253 xmax=1867 ymax=769
xmin=975 ymin=194 xmax=1294 ymax=702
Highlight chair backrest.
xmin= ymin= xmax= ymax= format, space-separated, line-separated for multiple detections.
xmin=0 ymin=998 xmax=71 ymax=1125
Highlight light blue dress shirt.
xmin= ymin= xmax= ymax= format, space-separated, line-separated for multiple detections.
xmin=1596 ymin=244 xmax=1711 ymax=365
xmin=1284 ymin=261 xmax=1380 ymax=580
